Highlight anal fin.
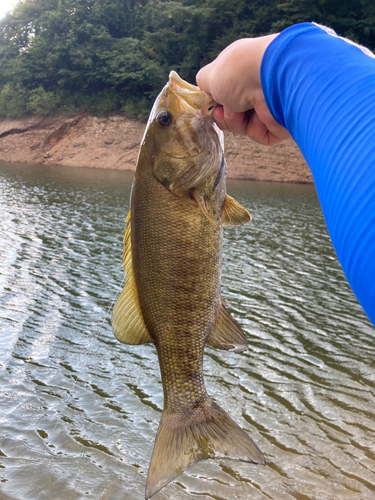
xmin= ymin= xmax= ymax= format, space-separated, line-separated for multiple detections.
xmin=112 ymin=210 xmax=153 ymax=345
xmin=207 ymin=299 xmax=248 ymax=353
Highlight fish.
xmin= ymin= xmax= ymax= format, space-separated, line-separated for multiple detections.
xmin=112 ymin=70 xmax=265 ymax=499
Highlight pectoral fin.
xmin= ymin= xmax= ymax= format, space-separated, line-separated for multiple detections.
xmin=191 ymin=189 xmax=216 ymax=223
xmin=112 ymin=210 xmax=153 ymax=345
xmin=207 ymin=299 xmax=248 ymax=353
xmin=222 ymin=195 xmax=251 ymax=227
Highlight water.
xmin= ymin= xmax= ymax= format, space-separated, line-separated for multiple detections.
xmin=0 ymin=162 xmax=374 ymax=500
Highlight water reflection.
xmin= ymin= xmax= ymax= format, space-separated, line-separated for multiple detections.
xmin=0 ymin=163 xmax=374 ymax=500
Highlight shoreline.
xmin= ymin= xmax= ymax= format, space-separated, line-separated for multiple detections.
xmin=0 ymin=113 xmax=313 ymax=184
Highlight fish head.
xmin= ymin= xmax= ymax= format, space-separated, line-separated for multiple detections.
xmin=142 ymin=71 xmax=224 ymax=196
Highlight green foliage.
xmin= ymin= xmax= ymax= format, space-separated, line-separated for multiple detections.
xmin=27 ymin=87 xmax=60 ymax=115
xmin=80 ymin=88 xmax=120 ymax=116
xmin=0 ymin=83 xmax=29 ymax=118
xmin=122 ymin=96 xmax=151 ymax=120
xmin=0 ymin=0 xmax=373 ymax=119
xmin=271 ymin=0 xmax=375 ymax=48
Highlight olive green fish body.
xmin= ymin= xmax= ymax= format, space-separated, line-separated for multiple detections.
xmin=132 ymin=144 xmax=224 ymax=413
xmin=112 ymin=71 xmax=264 ymax=499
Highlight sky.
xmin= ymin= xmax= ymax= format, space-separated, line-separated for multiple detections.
xmin=0 ymin=0 xmax=17 ymax=19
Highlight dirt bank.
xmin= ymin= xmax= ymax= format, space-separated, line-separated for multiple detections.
xmin=0 ymin=113 xmax=312 ymax=183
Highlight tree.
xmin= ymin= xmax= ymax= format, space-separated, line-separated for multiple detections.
xmin=0 ymin=0 xmax=373 ymax=119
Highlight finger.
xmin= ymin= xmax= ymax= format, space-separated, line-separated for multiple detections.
xmin=213 ymin=106 xmax=224 ymax=121
xmin=196 ymin=65 xmax=214 ymax=95
xmin=214 ymin=106 xmax=249 ymax=135
xmin=222 ymin=110 xmax=248 ymax=135
xmin=246 ymin=113 xmax=277 ymax=145
xmin=246 ymin=111 xmax=291 ymax=146
xmin=212 ymin=106 xmax=228 ymax=130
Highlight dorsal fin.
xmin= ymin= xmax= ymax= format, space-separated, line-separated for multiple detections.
xmin=112 ymin=210 xmax=153 ymax=345
xmin=207 ymin=299 xmax=248 ymax=353
xmin=222 ymin=195 xmax=251 ymax=227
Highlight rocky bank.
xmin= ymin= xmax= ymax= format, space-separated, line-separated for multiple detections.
xmin=0 ymin=113 xmax=313 ymax=183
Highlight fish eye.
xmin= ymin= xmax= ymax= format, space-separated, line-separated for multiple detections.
xmin=157 ymin=111 xmax=172 ymax=128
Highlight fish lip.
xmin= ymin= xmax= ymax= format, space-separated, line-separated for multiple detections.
xmin=169 ymin=70 xmax=199 ymax=92
xmin=168 ymin=70 xmax=217 ymax=114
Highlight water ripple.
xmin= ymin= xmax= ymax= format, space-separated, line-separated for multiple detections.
xmin=0 ymin=164 xmax=374 ymax=500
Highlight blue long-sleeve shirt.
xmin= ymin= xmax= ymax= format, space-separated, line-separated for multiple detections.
xmin=261 ymin=23 xmax=375 ymax=326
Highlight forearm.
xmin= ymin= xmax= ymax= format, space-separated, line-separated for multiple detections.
xmin=261 ymin=23 xmax=375 ymax=325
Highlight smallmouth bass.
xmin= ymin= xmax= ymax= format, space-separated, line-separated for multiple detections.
xmin=112 ymin=71 xmax=265 ymax=499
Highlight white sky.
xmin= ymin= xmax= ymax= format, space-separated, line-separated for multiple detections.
xmin=0 ymin=0 xmax=18 ymax=19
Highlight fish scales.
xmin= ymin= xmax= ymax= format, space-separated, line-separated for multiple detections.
xmin=112 ymin=70 xmax=265 ymax=499
xmin=133 ymin=166 xmax=221 ymax=411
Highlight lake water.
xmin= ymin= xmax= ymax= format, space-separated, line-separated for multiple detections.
xmin=0 ymin=162 xmax=374 ymax=500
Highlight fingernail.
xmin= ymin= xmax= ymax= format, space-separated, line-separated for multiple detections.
xmin=252 ymin=113 xmax=259 ymax=123
xmin=224 ymin=111 xmax=234 ymax=120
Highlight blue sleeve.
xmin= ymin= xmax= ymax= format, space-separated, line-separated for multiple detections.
xmin=261 ymin=23 xmax=375 ymax=326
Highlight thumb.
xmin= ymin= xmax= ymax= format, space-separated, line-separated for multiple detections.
xmin=196 ymin=64 xmax=214 ymax=95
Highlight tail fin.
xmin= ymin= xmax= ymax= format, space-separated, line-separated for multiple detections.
xmin=145 ymin=401 xmax=265 ymax=499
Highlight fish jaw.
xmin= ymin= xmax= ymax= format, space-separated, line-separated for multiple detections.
xmin=168 ymin=70 xmax=215 ymax=113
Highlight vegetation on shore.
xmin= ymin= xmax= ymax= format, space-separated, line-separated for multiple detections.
xmin=0 ymin=0 xmax=374 ymax=120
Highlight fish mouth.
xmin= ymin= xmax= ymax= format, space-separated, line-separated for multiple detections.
xmin=169 ymin=71 xmax=199 ymax=92
xmin=168 ymin=71 xmax=217 ymax=113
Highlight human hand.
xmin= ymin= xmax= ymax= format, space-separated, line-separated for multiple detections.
xmin=196 ymin=35 xmax=291 ymax=146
